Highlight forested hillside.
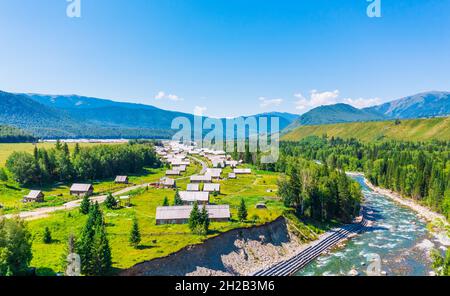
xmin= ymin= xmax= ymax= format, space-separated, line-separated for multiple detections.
xmin=282 ymin=117 xmax=450 ymax=142
xmin=0 ymin=125 xmax=37 ymax=143
xmin=278 ymin=136 xmax=450 ymax=219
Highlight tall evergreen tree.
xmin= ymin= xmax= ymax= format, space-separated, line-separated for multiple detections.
xmin=238 ymin=198 xmax=248 ymax=222
xmin=79 ymin=195 xmax=90 ymax=215
xmin=104 ymin=193 xmax=117 ymax=209
xmin=129 ymin=218 xmax=141 ymax=248
xmin=174 ymin=189 xmax=183 ymax=206
xmin=188 ymin=201 xmax=200 ymax=233
xmin=43 ymin=227 xmax=52 ymax=244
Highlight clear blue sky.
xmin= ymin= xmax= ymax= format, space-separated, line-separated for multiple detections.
xmin=1 ymin=0 xmax=449 ymax=117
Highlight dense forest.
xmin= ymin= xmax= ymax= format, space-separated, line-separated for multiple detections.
xmin=273 ymin=136 xmax=450 ymax=219
xmin=0 ymin=125 xmax=37 ymax=143
xmin=5 ymin=141 xmax=161 ymax=185
xmin=227 ymin=140 xmax=362 ymax=223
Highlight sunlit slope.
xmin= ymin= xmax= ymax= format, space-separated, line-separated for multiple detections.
xmin=282 ymin=116 xmax=450 ymax=142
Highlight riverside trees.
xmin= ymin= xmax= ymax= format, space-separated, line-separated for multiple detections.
xmin=278 ymin=136 xmax=450 ymax=219
xmin=277 ymin=157 xmax=361 ymax=223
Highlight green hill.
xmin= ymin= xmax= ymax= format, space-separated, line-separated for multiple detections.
xmin=284 ymin=103 xmax=387 ymax=132
xmin=282 ymin=116 xmax=450 ymax=142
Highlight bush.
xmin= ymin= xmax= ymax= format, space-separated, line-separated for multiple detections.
xmin=104 ymin=193 xmax=117 ymax=209
xmin=43 ymin=227 xmax=52 ymax=244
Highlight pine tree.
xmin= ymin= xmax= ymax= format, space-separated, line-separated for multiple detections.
xmin=43 ymin=227 xmax=52 ymax=244
xmin=162 ymin=196 xmax=169 ymax=206
xmin=200 ymin=205 xmax=210 ymax=234
xmin=104 ymin=193 xmax=117 ymax=209
xmin=76 ymin=202 xmax=111 ymax=275
xmin=174 ymin=189 xmax=183 ymax=206
xmin=91 ymin=223 xmax=112 ymax=275
xmin=129 ymin=218 xmax=141 ymax=248
xmin=238 ymin=198 xmax=248 ymax=222
xmin=188 ymin=201 xmax=200 ymax=233
xmin=55 ymin=139 xmax=62 ymax=151
xmin=74 ymin=143 xmax=81 ymax=156
xmin=79 ymin=195 xmax=90 ymax=215
xmin=0 ymin=168 xmax=7 ymax=182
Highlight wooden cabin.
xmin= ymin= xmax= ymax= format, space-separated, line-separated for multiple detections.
xmin=114 ymin=175 xmax=129 ymax=184
xmin=70 ymin=183 xmax=94 ymax=197
xmin=23 ymin=190 xmax=45 ymax=203
xmin=203 ymin=183 xmax=220 ymax=193
xmin=156 ymin=205 xmax=230 ymax=225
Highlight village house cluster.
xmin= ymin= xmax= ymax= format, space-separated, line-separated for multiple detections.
xmin=154 ymin=141 xmax=252 ymax=225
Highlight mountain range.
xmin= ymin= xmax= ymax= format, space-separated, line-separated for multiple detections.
xmin=0 ymin=90 xmax=448 ymax=139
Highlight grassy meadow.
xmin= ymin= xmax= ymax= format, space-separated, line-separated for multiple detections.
xmin=282 ymin=116 xmax=450 ymax=142
xmin=26 ymin=167 xmax=296 ymax=275
xmin=0 ymin=143 xmax=323 ymax=276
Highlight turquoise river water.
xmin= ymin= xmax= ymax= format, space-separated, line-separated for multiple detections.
xmin=296 ymin=176 xmax=437 ymax=276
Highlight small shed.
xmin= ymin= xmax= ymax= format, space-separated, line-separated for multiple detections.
xmin=228 ymin=173 xmax=236 ymax=179
xmin=119 ymin=196 xmax=131 ymax=207
xmin=234 ymin=168 xmax=252 ymax=174
xmin=23 ymin=190 xmax=45 ymax=203
xmin=115 ymin=175 xmax=129 ymax=184
xmin=160 ymin=177 xmax=176 ymax=188
xmin=70 ymin=183 xmax=94 ymax=197
xmin=166 ymin=170 xmax=181 ymax=176
xmin=186 ymin=183 xmax=200 ymax=191
xmin=173 ymin=165 xmax=187 ymax=172
xmin=206 ymin=168 xmax=222 ymax=179
xmin=203 ymin=183 xmax=220 ymax=193
xmin=225 ymin=160 xmax=238 ymax=168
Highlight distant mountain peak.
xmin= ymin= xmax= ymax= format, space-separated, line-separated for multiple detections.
xmin=365 ymin=91 xmax=450 ymax=119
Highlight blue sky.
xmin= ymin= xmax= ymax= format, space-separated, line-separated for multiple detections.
xmin=0 ymin=0 xmax=449 ymax=117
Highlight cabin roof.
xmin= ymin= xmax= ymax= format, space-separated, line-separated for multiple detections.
xmin=190 ymin=175 xmax=212 ymax=182
xmin=70 ymin=183 xmax=93 ymax=192
xmin=179 ymin=191 xmax=209 ymax=202
xmin=115 ymin=175 xmax=128 ymax=182
xmin=156 ymin=205 xmax=230 ymax=220
xmin=203 ymin=183 xmax=220 ymax=192
xmin=186 ymin=183 xmax=200 ymax=191
xmin=160 ymin=177 xmax=175 ymax=186
xmin=234 ymin=168 xmax=252 ymax=174
xmin=24 ymin=190 xmax=43 ymax=199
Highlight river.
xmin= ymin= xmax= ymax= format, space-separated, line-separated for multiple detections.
xmin=295 ymin=176 xmax=438 ymax=276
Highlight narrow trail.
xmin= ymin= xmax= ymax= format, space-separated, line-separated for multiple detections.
xmin=1 ymin=183 xmax=150 ymax=221
xmin=2 ymin=156 xmax=210 ymax=221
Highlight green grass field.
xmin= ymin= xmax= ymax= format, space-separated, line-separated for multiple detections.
xmin=282 ymin=116 xmax=450 ymax=142
xmin=26 ymin=168 xmax=294 ymax=275
xmin=0 ymin=144 xmax=324 ymax=276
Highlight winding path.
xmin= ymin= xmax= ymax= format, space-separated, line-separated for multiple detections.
xmin=2 ymin=156 xmax=210 ymax=221
xmin=1 ymin=183 xmax=150 ymax=221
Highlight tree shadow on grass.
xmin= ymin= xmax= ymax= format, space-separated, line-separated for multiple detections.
xmin=136 ymin=244 xmax=155 ymax=250
xmin=35 ymin=267 xmax=57 ymax=276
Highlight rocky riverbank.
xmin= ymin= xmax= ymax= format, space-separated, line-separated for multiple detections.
xmin=121 ymin=217 xmax=319 ymax=276
xmin=357 ymin=174 xmax=450 ymax=247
